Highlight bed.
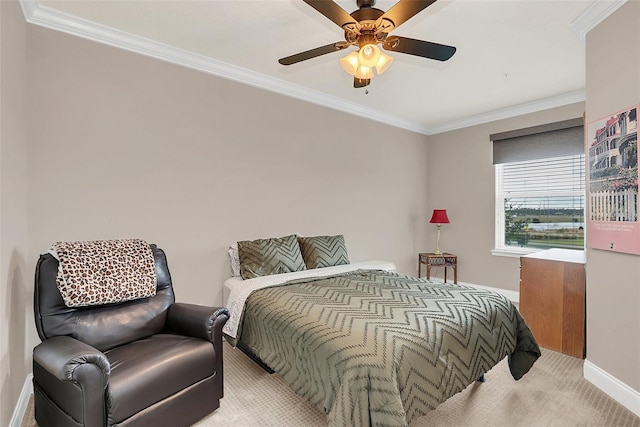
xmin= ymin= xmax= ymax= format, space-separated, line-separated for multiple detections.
xmin=223 ymin=235 xmax=541 ymax=427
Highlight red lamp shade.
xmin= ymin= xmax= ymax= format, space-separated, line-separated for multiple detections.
xmin=429 ymin=209 xmax=450 ymax=224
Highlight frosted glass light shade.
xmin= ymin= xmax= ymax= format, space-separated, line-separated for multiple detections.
xmin=375 ymin=51 xmax=394 ymax=75
xmin=354 ymin=65 xmax=374 ymax=79
xmin=339 ymin=51 xmax=359 ymax=76
xmin=358 ymin=44 xmax=381 ymax=67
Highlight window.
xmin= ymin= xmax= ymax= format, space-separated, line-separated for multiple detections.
xmin=491 ymin=117 xmax=585 ymax=256
xmin=495 ymin=154 xmax=585 ymax=254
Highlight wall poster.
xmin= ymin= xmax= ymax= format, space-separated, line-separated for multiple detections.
xmin=587 ymin=105 xmax=639 ymax=255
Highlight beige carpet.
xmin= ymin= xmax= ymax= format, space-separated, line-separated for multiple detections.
xmin=23 ymin=342 xmax=640 ymax=427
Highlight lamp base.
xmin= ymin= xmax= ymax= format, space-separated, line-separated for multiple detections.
xmin=433 ymin=225 xmax=443 ymax=255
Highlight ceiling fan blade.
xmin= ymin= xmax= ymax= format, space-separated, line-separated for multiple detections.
xmin=354 ymin=77 xmax=371 ymax=88
xmin=303 ymin=0 xmax=359 ymax=32
xmin=279 ymin=42 xmax=349 ymax=65
xmin=382 ymin=36 xmax=456 ymax=61
xmin=376 ymin=0 xmax=437 ymax=29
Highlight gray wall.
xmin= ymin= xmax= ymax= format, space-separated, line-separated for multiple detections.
xmin=426 ymin=102 xmax=585 ymax=292
xmin=0 ymin=1 xmax=29 ymax=426
xmin=584 ymin=1 xmax=640 ymax=392
xmin=25 ymin=22 xmax=431 ymax=296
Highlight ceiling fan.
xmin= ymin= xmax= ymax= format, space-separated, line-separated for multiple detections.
xmin=279 ymin=0 xmax=456 ymax=88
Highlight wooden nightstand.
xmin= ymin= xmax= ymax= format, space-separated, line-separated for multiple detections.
xmin=418 ymin=252 xmax=458 ymax=284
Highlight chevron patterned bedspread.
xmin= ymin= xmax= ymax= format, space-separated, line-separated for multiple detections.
xmin=237 ymin=270 xmax=541 ymax=427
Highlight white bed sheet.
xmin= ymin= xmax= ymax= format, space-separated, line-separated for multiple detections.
xmin=222 ymin=260 xmax=396 ymax=339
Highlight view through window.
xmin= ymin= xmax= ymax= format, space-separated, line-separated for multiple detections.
xmin=495 ymin=154 xmax=585 ymax=251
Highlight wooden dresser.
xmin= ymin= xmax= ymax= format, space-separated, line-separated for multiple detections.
xmin=519 ymin=249 xmax=586 ymax=358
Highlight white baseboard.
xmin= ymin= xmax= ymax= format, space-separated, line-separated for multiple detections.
xmin=9 ymin=373 xmax=33 ymax=427
xmin=456 ymin=280 xmax=520 ymax=303
xmin=584 ymin=360 xmax=640 ymax=417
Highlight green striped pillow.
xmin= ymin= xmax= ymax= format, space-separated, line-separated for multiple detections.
xmin=298 ymin=235 xmax=350 ymax=269
xmin=238 ymin=234 xmax=306 ymax=280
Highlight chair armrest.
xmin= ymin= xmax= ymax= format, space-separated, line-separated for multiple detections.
xmin=166 ymin=303 xmax=229 ymax=344
xmin=33 ymin=336 xmax=110 ymax=426
xmin=166 ymin=303 xmax=230 ymax=400
xmin=33 ymin=335 xmax=110 ymax=387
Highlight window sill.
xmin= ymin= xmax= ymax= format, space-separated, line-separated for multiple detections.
xmin=491 ymin=248 xmax=541 ymax=258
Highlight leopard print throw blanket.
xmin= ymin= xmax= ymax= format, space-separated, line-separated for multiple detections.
xmin=50 ymin=239 xmax=157 ymax=308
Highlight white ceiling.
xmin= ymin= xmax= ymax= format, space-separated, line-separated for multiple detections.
xmin=21 ymin=1 xmax=625 ymax=135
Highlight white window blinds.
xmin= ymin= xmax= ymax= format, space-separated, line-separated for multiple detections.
xmin=500 ymin=155 xmax=585 ymax=197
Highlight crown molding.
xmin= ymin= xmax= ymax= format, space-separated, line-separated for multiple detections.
xmin=19 ymin=0 xmax=600 ymax=136
xmin=18 ymin=0 xmax=430 ymax=135
xmin=429 ymin=90 xmax=586 ymax=135
xmin=571 ymin=0 xmax=628 ymax=39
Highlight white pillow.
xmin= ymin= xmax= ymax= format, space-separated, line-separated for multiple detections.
xmin=228 ymin=243 xmax=241 ymax=277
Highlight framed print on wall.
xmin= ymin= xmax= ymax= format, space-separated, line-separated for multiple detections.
xmin=586 ymin=105 xmax=639 ymax=255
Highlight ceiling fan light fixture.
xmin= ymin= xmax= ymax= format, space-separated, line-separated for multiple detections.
xmin=339 ymin=51 xmax=360 ymax=76
xmin=358 ymin=43 xmax=381 ymax=67
xmin=341 ymin=44 xmax=392 ymax=81
xmin=374 ymin=51 xmax=394 ymax=75
xmin=354 ymin=64 xmax=374 ymax=80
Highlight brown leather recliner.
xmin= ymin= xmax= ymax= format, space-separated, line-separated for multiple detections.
xmin=32 ymin=244 xmax=229 ymax=427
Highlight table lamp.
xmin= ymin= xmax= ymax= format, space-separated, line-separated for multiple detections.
xmin=429 ymin=209 xmax=450 ymax=255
